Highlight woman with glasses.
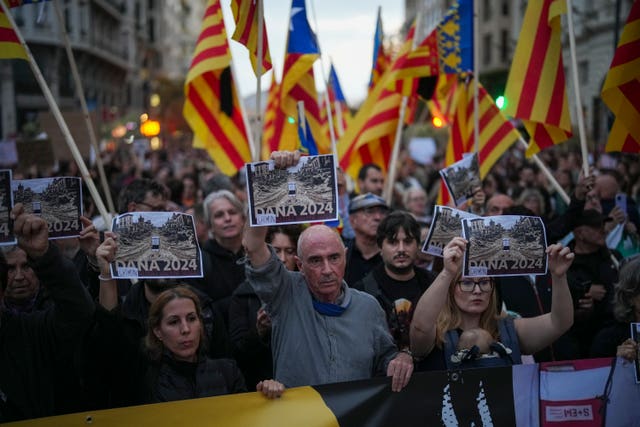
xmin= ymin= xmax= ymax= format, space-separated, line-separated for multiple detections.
xmin=410 ymin=237 xmax=575 ymax=370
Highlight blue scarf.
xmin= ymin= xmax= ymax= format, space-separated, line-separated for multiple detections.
xmin=312 ymin=288 xmax=351 ymax=316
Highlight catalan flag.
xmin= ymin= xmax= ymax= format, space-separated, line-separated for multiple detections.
xmin=278 ymin=0 xmax=329 ymax=154
xmin=230 ymin=0 xmax=271 ymax=76
xmin=0 ymin=4 xmax=27 ymax=60
xmin=183 ymin=0 xmax=251 ymax=176
xmin=321 ymin=63 xmax=351 ymax=139
xmin=601 ymin=0 xmax=640 ymax=153
xmin=369 ymin=6 xmax=389 ymax=90
xmin=427 ymin=74 xmax=458 ymax=126
xmin=503 ymin=0 xmax=572 ymax=157
xmin=261 ymin=73 xmax=284 ymax=159
xmin=298 ymin=111 xmax=318 ymax=156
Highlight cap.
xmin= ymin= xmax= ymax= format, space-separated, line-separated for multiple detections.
xmin=573 ymin=209 xmax=612 ymax=229
xmin=349 ymin=193 xmax=389 ymax=214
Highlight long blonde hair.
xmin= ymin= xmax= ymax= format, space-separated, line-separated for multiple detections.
xmin=434 ymin=274 xmax=502 ymax=348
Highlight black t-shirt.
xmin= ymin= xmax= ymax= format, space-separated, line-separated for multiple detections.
xmin=590 ymin=321 xmax=632 ymax=358
xmin=344 ymin=239 xmax=383 ymax=287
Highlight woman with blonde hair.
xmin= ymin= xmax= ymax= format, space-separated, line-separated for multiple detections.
xmin=410 ymin=237 xmax=575 ymax=370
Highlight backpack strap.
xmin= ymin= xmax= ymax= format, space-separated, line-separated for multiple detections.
xmin=497 ymin=316 xmax=522 ymax=364
xmin=443 ymin=329 xmax=460 ymax=370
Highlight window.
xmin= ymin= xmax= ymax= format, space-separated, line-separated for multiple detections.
xmin=483 ymin=33 xmax=493 ymax=66
xmin=483 ymin=0 xmax=492 ymax=21
xmin=502 ymin=0 xmax=509 ymax=16
xmin=501 ymin=30 xmax=508 ymax=62
xmin=578 ymin=60 xmax=589 ymax=85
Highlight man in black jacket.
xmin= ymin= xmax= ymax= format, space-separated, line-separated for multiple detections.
xmin=353 ymin=211 xmax=436 ymax=353
xmin=0 ymin=204 xmax=94 ymax=422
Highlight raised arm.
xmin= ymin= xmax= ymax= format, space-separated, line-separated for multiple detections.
xmin=410 ymin=237 xmax=466 ymax=358
xmin=95 ymin=232 xmax=118 ymax=311
xmin=513 ymin=243 xmax=575 ymax=354
xmin=243 ymin=150 xmax=301 ymax=268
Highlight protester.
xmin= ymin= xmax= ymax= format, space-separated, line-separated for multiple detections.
xmin=410 ymin=237 xmax=575 ymax=370
xmin=145 ymin=287 xmax=284 ymax=402
xmin=356 ymin=163 xmax=385 ymax=196
xmin=353 ymin=211 xmax=436 ymax=353
xmin=243 ymin=150 xmax=413 ymax=392
xmin=0 ymin=204 xmax=94 ymax=422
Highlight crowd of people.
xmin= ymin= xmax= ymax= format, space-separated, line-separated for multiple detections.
xmin=1 ymin=141 xmax=640 ymax=422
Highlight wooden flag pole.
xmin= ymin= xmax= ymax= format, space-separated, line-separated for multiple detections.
xmin=473 ymin=0 xmax=479 ymax=154
xmin=383 ymin=96 xmax=409 ymax=204
xmin=253 ymin=0 xmax=264 ymax=162
xmin=518 ymin=136 xmax=570 ymax=204
xmin=0 ymin=0 xmax=110 ymax=225
xmin=52 ymin=0 xmax=115 ymax=214
xmin=566 ymin=0 xmax=590 ymax=177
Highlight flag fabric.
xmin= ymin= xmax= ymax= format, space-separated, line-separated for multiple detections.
xmin=279 ymin=0 xmax=329 ymax=154
xmin=391 ymin=0 xmax=474 ymax=97
xmin=298 ymin=114 xmax=318 ymax=156
xmin=601 ymin=0 xmax=640 ymax=153
xmin=261 ymin=73 xmax=283 ymax=159
xmin=0 ymin=5 xmax=27 ymax=60
xmin=230 ymin=0 xmax=272 ymax=76
xmin=5 ymin=0 xmax=50 ymax=6
xmin=369 ymin=6 xmax=389 ymax=90
xmin=503 ymin=0 xmax=572 ymax=157
xmin=337 ymin=23 xmax=418 ymax=180
xmin=321 ymin=63 xmax=351 ymax=140
xmin=427 ymin=74 xmax=458 ymax=126
xmin=183 ymin=0 xmax=251 ymax=176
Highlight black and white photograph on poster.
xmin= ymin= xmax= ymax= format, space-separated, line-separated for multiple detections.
xmin=11 ymin=177 xmax=83 ymax=239
xmin=110 ymin=212 xmax=203 ymax=279
xmin=631 ymin=323 xmax=640 ymax=383
xmin=246 ymin=154 xmax=338 ymax=226
xmin=461 ymin=215 xmax=548 ymax=277
xmin=422 ymin=205 xmax=479 ymax=257
xmin=439 ymin=152 xmax=481 ymax=206
xmin=0 ymin=169 xmax=15 ymax=245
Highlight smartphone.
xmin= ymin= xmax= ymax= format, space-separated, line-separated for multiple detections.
xmin=615 ymin=193 xmax=628 ymax=216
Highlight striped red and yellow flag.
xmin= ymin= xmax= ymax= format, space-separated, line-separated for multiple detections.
xmin=183 ymin=0 xmax=251 ymax=176
xmin=369 ymin=6 xmax=389 ymax=91
xmin=503 ymin=0 xmax=572 ymax=157
xmin=428 ymin=74 xmax=458 ymax=126
xmin=261 ymin=73 xmax=284 ymax=159
xmin=601 ymin=0 xmax=640 ymax=153
xmin=337 ymin=23 xmax=417 ymax=180
xmin=0 ymin=6 xmax=27 ymax=60
xmin=230 ymin=0 xmax=272 ymax=76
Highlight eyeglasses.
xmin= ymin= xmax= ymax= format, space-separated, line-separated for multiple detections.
xmin=137 ymin=201 xmax=166 ymax=211
xmin=457 ymin=278 xmax=493 ymax=293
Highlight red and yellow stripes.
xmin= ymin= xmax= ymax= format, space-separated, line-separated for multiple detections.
xmin=503 ymin=0 xmax=571 ymax=157
xmin=0 ymin=6 xmax=27 ymax=60
xmin=602 ymin=0 xmax=640 ymax=153
xmin=231 ymin=0 xmax=272 ymax=76
xmin=184 ymin=0 xmax=251 ymax=176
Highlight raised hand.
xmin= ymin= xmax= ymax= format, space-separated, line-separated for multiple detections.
xmin=442 ymin=237 xmax=467 ymax=278
xmin=547 ymin=243 xmax=575 ymax=277
xmin=11 ymin=203 xmax=49 ymax=258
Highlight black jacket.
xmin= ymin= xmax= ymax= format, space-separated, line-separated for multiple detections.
xmin=0 ymin=245 xmax=94 ymax=422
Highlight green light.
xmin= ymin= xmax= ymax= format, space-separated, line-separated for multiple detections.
xmin=496 ymin=95 xmax=506 ymax=110
xmin=287 ymin=116 xmax=296 ymax=124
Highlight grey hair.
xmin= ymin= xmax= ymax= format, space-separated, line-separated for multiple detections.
xmin=202 ymin=189 xmax=245 ymax=225
xmin=613 ymin=257 xmax=640 ymax=322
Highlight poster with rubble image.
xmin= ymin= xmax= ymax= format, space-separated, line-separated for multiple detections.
xmin=0 ymin=169 xmax=15 ymax=245
xmin=631 ymin=323 xmax=640 ymax=383
xmin=439 ymin=152 xmax=481 ymax=206
xmin=461 ymin=215 xmax=548 ymax=277
xmin=246 ymin=154 xmax=338 ymax=226
xmin=12 ymin=177 xmax=82 ymax=239
xmin=110 ymin=212 xmax=203 ymax=279
xmin=422 ymin=205 xmax=479 ymax=257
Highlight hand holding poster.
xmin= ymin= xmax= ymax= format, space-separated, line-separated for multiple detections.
xmin=439 ymin=153 xmax=481 ymax=206
xmin=422 ymin=205 xmax=479 ymax=257
xmin=0 ymin=169 xmax=15 ymax=245
xmin=12 ymin=177 xmax=83 ymax=239
xmin=632 ymin=323 xmax=640 ymax=383
xmin=461 ymin=215 xmax=548 ymax=277
xmin=246 ymin=154 xmax=338 ymax=226
xmin=110 ymin=212 xmax=203 ymax=279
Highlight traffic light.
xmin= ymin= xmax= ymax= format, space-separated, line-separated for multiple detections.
xmin=496 ymin=95 xmax=506 ymax=110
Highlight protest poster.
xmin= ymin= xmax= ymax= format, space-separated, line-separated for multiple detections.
xmin=439 ymin=152 xmax=481 ymax=206
xmin=0 ymin=170 xmax=15 ymax=245
xmin=246 ymin=154 xmax=338 ymax=226
xmin=632 ymin=323 xmax=640 ymax=383
xmin=422 ymin=205 xmax=479 ymax=257
xmin=110 ymin=212 xmax=203 ymax=279
xmin=461 ymin=215 xmax=547 ymax=277
xmin=12 ymin=177 xmax=82 ymax=239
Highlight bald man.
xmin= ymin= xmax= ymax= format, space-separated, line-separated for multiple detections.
xmin=243 ymin=151 xmax=413 ymax=392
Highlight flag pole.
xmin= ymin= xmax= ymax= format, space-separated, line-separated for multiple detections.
xmin=308 ymin=0 xmax=337 ymax=159
xmin=0 ymin=0 xmax=111 ymax=225
xmin=253 ymin=0 xmax=264 ymax=162
xmin=51 ymin=0 xmax=115 ymax=214
xmin=473 ymin=0 xmax=479 ymax=154
xmin=565 ymin=0 xmax=590 ymax=177
xmin=518 ymin=137 xmax=570 ymax=204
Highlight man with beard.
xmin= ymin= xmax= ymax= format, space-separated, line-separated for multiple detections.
xmin=354 ymin=211 xmax=437 ymax=355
